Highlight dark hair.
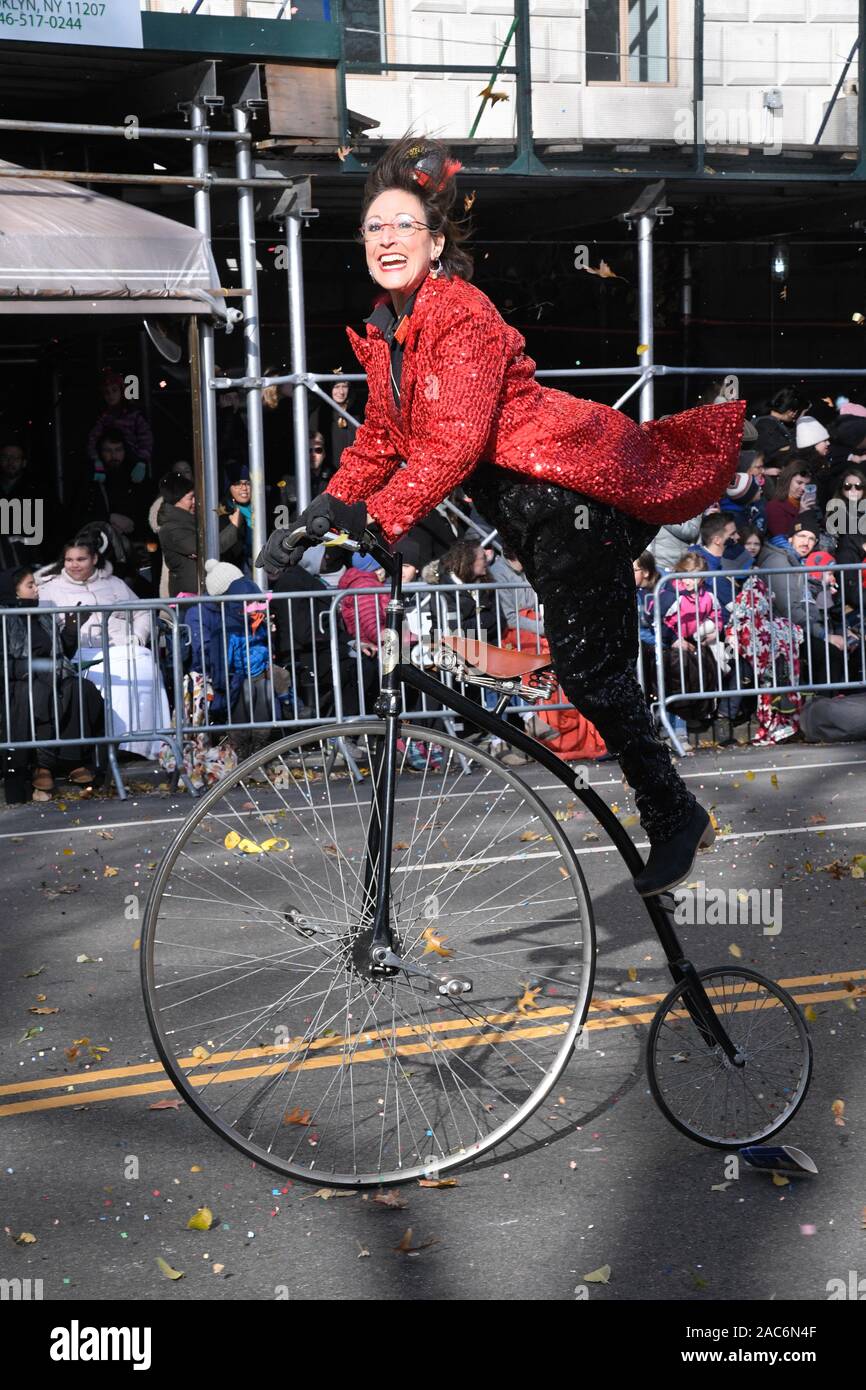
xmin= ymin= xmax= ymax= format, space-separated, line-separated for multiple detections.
xmin=770 ymin=387 xmax=806 ymax=416
xmin=359 ymin=133 xmax=473 ymax=282
xmin=96 ymin=428 xmax=126 ymax=452
xmin=774 ymin=458 xmax=813 ymax=500
xmin=699 ymin=513 xmax=736 ymax=546
xmin=443 ymin=538 xmax=484 ymax=583
xmin=831 ymin=466 xmax=866 ymax=501
xmin=738 ymin=523 xmax=763 ymax=548
xmin=42 ymin=535 xmax=100 ymax=579
xmin=634 ymin=550 xmax=660 ymax=583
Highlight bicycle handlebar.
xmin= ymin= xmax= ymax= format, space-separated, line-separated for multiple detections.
xmin=283 ymin=525 xmax=398 ymax=576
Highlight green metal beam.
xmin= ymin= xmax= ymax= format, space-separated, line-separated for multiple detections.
xmin=141 ymin=13 xmax=340 ymax=64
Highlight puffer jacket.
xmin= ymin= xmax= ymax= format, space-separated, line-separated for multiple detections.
xmin=326 ymin=272 xmax=745 ymax=541
xmin=648 ymin=515 xmax=704 ymax=571
xmin=35 ymin=562 xmax=151 ymax=647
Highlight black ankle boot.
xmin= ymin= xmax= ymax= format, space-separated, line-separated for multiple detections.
xmin=633 ymin=803 xmax=715 ymax=897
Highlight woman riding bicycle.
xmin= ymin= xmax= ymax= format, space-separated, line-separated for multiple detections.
xmin=258 ymin=133 xmax=746 ymax=897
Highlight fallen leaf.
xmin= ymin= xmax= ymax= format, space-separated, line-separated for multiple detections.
xmin=520 ymin=830 xmax=542 ymax=842
xmin=745 ymin=770 xmax=756 ymax=781
xmin=19 ymin=1026 xmax=43 ymax=1043
xmin=772 ymin=1173 xmax=790 ymax=1187
xmin=394 ymin=1227 xmax=438 ymax=1255
xmin=832 ymin=1099 xmax=846 ymax=1126
xmin=309 ymin=1188 xmax=355 ymax=1201
xmin=76 ymin=954 xmax=101 ymax=964
xmin=23 ymin=965 xmax=46 ymax=978
xmin=156 ymin=1256 xmax=184 ymax=1280
xmin=373 ymin=1190 xmax=409 ymax=1209
xmin=187 ymin=1207 xmax=215 ymax=1231
xmin=582 ymin=259 xmax=620 ymax=280
xmin=421 ymin=925 xmax=453 ymax=959
xmin=393 ymin=841 xmax=410 ymax=851
xmin=42 ymin=884 xmax=80 ymax=899
xmin=97 ymin=830 xmax=115 ymax=840
xmin=583 ymin=1264 xmax=611 ymax=1284
xmin=627 ymin=967 xmax=638 ymax=982
xmin=212 ymin=1263 xmax=225 ymax=1275
xmin=463 ymin=190 xmax=476 ymax=212
xmin=103 ymin=865 xmax=119 ymax=878
xmin=804 ymin=1005 xmax=818 ymax=1023
xmin=28 ymin=1007 xmax=59 ymax=1015
xmin=770 ymin=773 xmax=779 ymax=789
xmin=711 ymin=1182 xmax=731 ymax=1192
xmin=357 ymin=1245 xmax=370 ymax=1259
xmin=149 ymin=1098 xmax=183 ymax=1111
xmin=282 ymin=1107 xmax=312 ymax=1126
xmin=516 ymin=985 xmax=542 ymax=1015
xmin=808 ymin=813 xmax=827 ymax=825
xmin=132 ymin=938 xmax=141 ymax=951
xmin=582 ymin=831 xmax=599 ymax=842
xmin=418 ymin=1177 xmax=458 ymax=1189
xmin=14 ymin=1232 xmax=37 ymax=1245
xmin=620 ymin=815 xmax=639 ymax=828
xmin=336 ymin=144 xmax=354 ymax=161
xmin=190 ymin=1046 xmax=211 ymax=1062
xmin=728 ymin=943 xmax=743 ymax=958
xmin=35 ymin=994 xmax=46 ymax=1002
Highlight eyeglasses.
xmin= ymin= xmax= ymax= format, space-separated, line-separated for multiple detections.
xmin=357 ymin=215 xmax=432 ymax=242
xmin=842 ymin=482 xmax=864 ymax=490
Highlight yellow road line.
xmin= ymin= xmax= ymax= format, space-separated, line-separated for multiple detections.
xmin=0 ymin=975 xmax=856 ymax=1120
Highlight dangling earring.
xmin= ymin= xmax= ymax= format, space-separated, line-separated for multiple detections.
xmin=429 ymin=256 xmax=442 ymax=280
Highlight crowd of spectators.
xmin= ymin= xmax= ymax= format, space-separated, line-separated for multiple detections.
xmin=3 ymin=369 xmax=866 ymax=803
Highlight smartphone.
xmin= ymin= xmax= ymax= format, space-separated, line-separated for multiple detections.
xmin=802 ymin=484 xmax=817 ymax=507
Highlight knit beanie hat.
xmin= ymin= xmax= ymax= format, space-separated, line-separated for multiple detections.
xmin=204 ymin=558 xmax=245 ymax=596
xmin=160 ymin=470 xmax=195 ymax=506
xmin=793 ymin=511 xmax=822 ymax=538
xmin=741 ymin=418 xmax=759 ymax=443
xmin=805 ymin=550 xmax=835 ymax=569
xmin=352 ymin=552 xmax=381 ymax=572
xmin=840 ymin=402 xmax=866 ymax=418
xmin=795 ymin=416 xmax=830 ymax=449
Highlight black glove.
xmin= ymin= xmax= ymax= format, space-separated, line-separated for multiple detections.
xmin=256 ymin=495 xmax=368 ymax=574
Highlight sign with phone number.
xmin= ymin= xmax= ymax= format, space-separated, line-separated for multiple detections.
xmin=0 ymin=0 xmax=143 ymax=48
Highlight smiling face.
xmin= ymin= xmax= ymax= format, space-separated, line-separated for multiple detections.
xmin=331 ymin=381 xmax=349 ymax=405
xmin=363 ymin=189 xmax=445 ymax=308
xmin=788 ymin=473 xmax=809 ymax=501
xmin=64 ymin=546 xmax=97 ymax=582
xmin=229 ymin=479 xmax=251 ymax=505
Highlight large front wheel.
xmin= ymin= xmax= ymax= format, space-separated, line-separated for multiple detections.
xmin=141 ymin=722 xmax=595 ymax=1186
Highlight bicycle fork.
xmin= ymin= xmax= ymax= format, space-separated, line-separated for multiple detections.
xmin=355 ymin=577 xmax=473 ymax=998
xmin=651 ymin=896 xmax=746 ymax=1067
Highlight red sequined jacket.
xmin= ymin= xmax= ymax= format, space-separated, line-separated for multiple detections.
xmin=327 ymin=274 xmax=745 ymax=542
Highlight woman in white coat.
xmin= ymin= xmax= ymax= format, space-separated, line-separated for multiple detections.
xmin=36 ymin=539 xmax=170 ymax=759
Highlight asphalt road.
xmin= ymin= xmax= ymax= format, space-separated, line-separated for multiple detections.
xmin=1 ymin=739 xmax=864 ymax=1303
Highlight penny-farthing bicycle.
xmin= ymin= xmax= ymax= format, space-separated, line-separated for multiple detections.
xmin=141 ymin=527 xmax=812 ymax=1186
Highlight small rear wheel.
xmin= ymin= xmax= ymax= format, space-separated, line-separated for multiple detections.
xmin=646 ymin=966 xmax=812 ymax=1148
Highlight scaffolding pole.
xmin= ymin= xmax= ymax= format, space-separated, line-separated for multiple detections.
xmin=233 ymin=100 xmax=268 ymax=588
xmin=284 ymin=200 xmax=312 ymax=515
xmin=188 ymin=100 xmax=221 ymax=562
xmin=636 ymin=213 xmax=655 ymax=422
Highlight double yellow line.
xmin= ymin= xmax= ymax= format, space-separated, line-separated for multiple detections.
xmin=2 ymin=969 xmax=862 ymax=1120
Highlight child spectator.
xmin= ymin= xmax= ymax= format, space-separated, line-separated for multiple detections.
xmin=664 ymin=552 xmax=730 ymax=677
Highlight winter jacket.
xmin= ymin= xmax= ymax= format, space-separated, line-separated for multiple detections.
xmin=757 ymin=543 xmax=827 ymax=640
xmin=326 ymin=273 xmax=745 ymax=541
xmin=186 ymin=578 xmax=270 ymax=718
xmin=648 ymin=515 xmax=703 ymax=571
xmin=764 ymin=496 xmax=801 ymax=539
xmin=87 ymin=406 xmax=153 ymax=466
xmin=664 ymin=585 xmax=721 ymax=642
xmin=487 ymin=552 xmax=541 ymax=638
xmin=337 ymin=566 xmax=387 ymax=645
xmin=421 ymin=558 xmax=497 ymax=639
xmin=156 ymin=502 xmax=246 ymax=597
xmin=35 ymin=562 xmax=151 ymax=648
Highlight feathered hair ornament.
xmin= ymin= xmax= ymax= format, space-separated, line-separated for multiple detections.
xmin=411 ymin=151 xmax=463 ymax=193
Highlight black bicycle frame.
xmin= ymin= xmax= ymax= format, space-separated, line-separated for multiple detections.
xmin=353 ymin=531 xmax=740 ymax=1061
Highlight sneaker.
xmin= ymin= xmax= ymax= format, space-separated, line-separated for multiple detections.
xmin=633 ymin=803 xmax=716 ymax=897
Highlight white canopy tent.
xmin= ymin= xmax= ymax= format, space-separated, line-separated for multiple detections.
xmin=0 ymin=160 xmax=225 ymax=316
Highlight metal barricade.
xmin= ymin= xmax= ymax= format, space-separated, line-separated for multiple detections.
xmin=652 ymin=559 xmax=866 ymax=754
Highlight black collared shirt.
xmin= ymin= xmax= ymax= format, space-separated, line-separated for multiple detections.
xmin=364 ymin=286 xmax=420 ymax=411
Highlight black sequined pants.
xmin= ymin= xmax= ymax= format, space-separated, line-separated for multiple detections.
xmin=470 ymin=463 xmax=696 ymax=842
